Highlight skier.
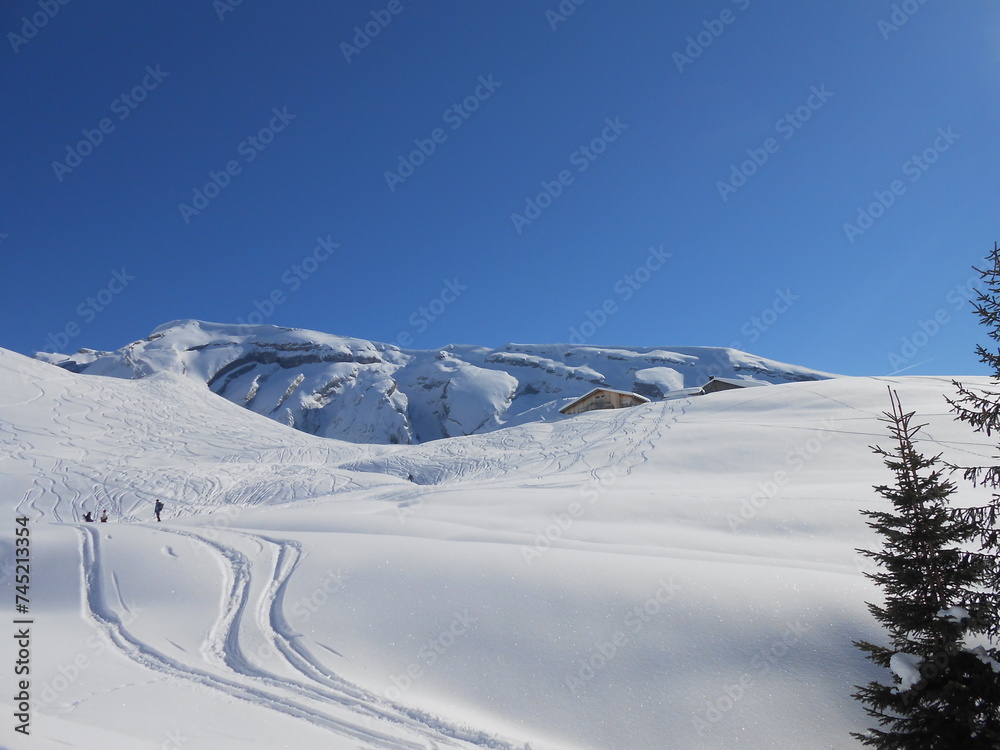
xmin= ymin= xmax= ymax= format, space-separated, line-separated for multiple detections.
xmin=154 ymin=499 xmax=164 ymax=523
xmin=83 ymin=511 xmax=94 ymax=522
xmin=99 ymin=510 xmax=108 ymax=523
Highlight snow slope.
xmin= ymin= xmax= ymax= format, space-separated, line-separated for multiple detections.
xmin=2 ymin=346 xmax=994 ymax=749
xmin=39 ymin=319 xmax=833 ymax=445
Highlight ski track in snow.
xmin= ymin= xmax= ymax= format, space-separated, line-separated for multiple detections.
xmin=425 ymin=392 xmax=680 ymax=486
xmin=75 ymin=523 xmax=518 ymax=749
xmin=10 ymin=348 xmax=997 ymax=750
xmin=6 ymin=371 xmax=367 ymax=524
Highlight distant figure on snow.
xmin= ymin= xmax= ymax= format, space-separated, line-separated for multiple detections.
xmin=99 ymin=510 xmax=108 ymax=523
xmin=83 ymin=511 xmax=94 ymax=523
xmin=154 ymin=499 xmax=164 ymax=522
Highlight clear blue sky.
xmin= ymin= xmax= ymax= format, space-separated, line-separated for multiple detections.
xmin=3 ymin=0 xmax=998 ymax=376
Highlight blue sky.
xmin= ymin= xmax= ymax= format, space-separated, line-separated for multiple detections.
xmin=3 ymin=0 xmax=998 ymax=376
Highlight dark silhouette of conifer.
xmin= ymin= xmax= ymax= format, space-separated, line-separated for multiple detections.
xmin=948 ymin=242 xmax=1000 ymax=641
xmin=852 ymin=388 xmax=1000 ymax=748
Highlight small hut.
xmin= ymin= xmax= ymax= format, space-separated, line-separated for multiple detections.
xmin=559 ymin=388 xmax=651 ymax=416
xmin=700 ymin=376 xmax=769 ymax=395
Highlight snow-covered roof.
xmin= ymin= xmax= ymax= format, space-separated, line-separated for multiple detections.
xmin=704 ymin=377 xmax=770 ymax=388
xmin=560 ymin=387 xmax=651 ymax=414
xmin=661 ymin=386 xmax=704 ymax=400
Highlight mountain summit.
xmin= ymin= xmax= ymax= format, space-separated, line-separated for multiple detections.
xmin=39 ymin=319 xmax=833 ymax=444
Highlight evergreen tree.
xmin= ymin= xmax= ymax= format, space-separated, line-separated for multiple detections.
xmin=852 ymin=388 xmax=1000 ymax=748
xmin=949 ymin=242 xmax=1000 ymax=641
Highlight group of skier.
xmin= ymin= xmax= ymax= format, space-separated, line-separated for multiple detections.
xmin=83 ymin=499 xmax=164 ymax=524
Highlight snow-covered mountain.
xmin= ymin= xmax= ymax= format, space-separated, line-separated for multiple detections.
xmin=39 ymin=319 xmax=833 ymax=444
xmin=3 ymin=343 xmax=993 ymax=749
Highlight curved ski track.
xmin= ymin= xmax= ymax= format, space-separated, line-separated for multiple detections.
xmin=76 ymin=524 xmax=519 ymax=750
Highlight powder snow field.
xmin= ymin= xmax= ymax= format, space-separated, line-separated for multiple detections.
xmin=1 ymin=346 xmax=995 ymax=749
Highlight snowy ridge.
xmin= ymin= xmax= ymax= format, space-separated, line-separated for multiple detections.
xmin=40 ymin=319 xmax=834 ymax=444
xmin=4 ymin=344 xmax=995 ymax=748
